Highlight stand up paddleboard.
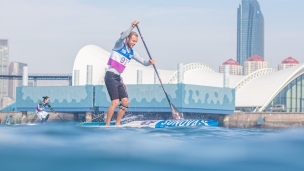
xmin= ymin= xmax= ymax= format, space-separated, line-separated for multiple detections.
xmin=77 ymin=119 xmax=218 ymax=128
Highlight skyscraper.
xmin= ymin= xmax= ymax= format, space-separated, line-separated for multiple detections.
xmin=0 ymin=39 xmax=9 ymax=103
xmin=237 ymin=0 xmax=264 ymax=66
xmin=8 ymin=62 xmax=27 ymax=100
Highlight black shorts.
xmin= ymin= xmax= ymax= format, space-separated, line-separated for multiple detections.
xmin=105 ymin=71 xmax=128 ymax=101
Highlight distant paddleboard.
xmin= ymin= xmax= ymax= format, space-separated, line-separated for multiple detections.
xmin=12 ymin=123 xmax=39 ymax=126
xmin=78 ymin=119 xmax=218 ymax=128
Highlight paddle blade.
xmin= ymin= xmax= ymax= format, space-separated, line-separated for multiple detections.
xmin=170 ymin=103 xmax=183 ymax=120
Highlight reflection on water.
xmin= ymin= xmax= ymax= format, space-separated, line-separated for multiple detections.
xmin=0 ymin=123 xmax=303 ymax=171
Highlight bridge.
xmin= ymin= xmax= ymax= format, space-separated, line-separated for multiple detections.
xmin=0 ymin=73 xmax=72 ymax=86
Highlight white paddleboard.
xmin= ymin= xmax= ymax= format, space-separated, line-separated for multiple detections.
xmin=77 ymin=119 xmax=218 ymax=128
xmin=12 ymin=123 xmax=39 ymax=126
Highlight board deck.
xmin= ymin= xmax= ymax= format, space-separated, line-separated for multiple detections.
xmin=77 ymin=119 xmax=218 ymax=128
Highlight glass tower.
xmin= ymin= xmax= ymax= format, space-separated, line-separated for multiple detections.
xmin=237 ymin=0 xmax=264 ymax=66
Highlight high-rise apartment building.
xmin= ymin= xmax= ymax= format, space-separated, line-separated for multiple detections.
xmin=8 ymin=62 xmax=27 ymax=100
xmin=237 ymin=0 xmax=264 ymax=66
xmin=0 ymin=39 xmax=9 ymax=103
xmin=219 ymin=58 xmax=243 ymax=75
xmin=278 ymin=57 xmax=299 ymax=71
xmin=244 ymin=54 xmax=268 ymax=75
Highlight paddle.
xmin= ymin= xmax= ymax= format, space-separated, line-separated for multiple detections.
xmin=56 ymin=113 xmax=65 ymax=122
xmin=136 ymin=25 xmax=183 ymax=120
xmin=47 ymin=104 xmax=65 ymax=122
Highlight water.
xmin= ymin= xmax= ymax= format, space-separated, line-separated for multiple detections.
xmin=0 ymin=123 xmax=303 ymax=171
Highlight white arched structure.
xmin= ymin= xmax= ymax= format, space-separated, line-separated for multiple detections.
xmin=72 ymin=45 xmax=304 ymax=111
xmin=167 ymin=63 xmax=215 ymax=84
xmin=236 ymin=64 xmax=304 ymax=111
xmin=258 ymin=65 xmax=304 ymax=111
xmin=235 ymin=68 xmax=277 ymax=91
xmin=72 ymin=45 xmax=110 ymax=86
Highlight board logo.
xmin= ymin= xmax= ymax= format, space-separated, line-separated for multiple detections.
xmin=155 ymin=120 xmax=207 ymax=128
xmin=141 ymin=120 xmax=156 ymax=125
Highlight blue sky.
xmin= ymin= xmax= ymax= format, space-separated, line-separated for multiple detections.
xmin=0 ymin=0 xmax=303 ymax=73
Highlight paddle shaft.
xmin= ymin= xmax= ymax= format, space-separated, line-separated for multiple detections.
xmin=135 ymin=25 xmax=172 ymax=105
xmin=56 ymin=114 xmax=65 ymax=122
xmin=52 ymin=110 xmax=65 ymax=122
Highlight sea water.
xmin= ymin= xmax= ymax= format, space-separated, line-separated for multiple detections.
xmin=0 ymin=123 xmax=303 ymax=171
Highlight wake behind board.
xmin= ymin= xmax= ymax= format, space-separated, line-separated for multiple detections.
xmin=78 ymin=119 xmax=218 ymax=128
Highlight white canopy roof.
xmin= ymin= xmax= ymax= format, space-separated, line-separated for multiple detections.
xmin=73 ymin=45 xmax=304 ymax=110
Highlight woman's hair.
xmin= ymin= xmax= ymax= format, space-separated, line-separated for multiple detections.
xmin=42 ymin=96 xmax=49 ymax=100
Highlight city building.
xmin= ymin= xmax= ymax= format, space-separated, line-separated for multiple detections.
xmin=0 ymin=39 xmax=9 ymax=107
xmin=0 ymin=96 xmax=14 ymax=110
xmin=237 ymin=0 xmax=264 ymax=66
xmin=8 ymin=61 xmax=27 ymax=100
xmin=243 ymin=54 xmax=268 ymax=75
xmin=219 ymin=58 xmax=243 ymax=75
xmin=278 ymin=56 xmax=299 ymax=71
